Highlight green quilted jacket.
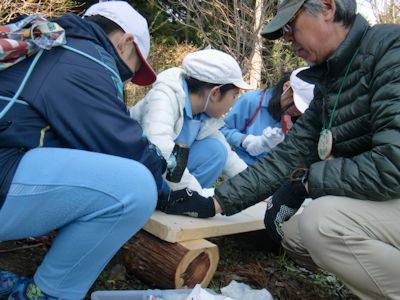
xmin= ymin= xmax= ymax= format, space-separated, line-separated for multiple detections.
xmin=215 ymin=15 xmax=400 ymax=216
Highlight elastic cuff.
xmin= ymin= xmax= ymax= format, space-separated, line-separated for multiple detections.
xmin=291 ymin=181 xmax=308 ymax=198
xmin=213 ymin=194 xmax=227 ymax=215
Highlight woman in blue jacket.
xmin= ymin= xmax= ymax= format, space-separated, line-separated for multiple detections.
xmin=221 ymin=68 xmax=314 ymax=164
xmin=0 ymin=2 xmax=164 ymax=299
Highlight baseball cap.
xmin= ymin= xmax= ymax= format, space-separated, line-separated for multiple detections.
xmin=182 ymin=49 xmax=252 ymax=90
xmin=261 ymin=0 xmax=305 ymax=40
xmin=290 ymin=67 xmax=314 ymax=113
xmin=84 ymin=1 xmax=156 ymax=86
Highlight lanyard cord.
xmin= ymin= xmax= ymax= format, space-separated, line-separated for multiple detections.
xmin=323 ymin=47 xmax=360 ymax=130
xmin=0 ymin=45 xmax=122 ymax=120
xmin=240 ymin=88 xmax=267 ymax=133
xmin=61 ymin=45 xmax=120 ymax=79
xmin=0 ymin=49 xmax=44 ymax=119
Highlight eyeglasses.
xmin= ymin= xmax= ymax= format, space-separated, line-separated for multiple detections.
xmin=282 ymin=7 xmax=304 ymax=35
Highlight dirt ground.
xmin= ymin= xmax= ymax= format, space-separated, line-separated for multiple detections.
xmin=0 ymin=232 xmax=358 ymax=300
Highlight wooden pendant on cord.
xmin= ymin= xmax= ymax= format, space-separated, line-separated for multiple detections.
xmin=318 ymin=129 xmax=333 ymax=160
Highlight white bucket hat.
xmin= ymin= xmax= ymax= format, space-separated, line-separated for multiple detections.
xmin=84 ymin=1 xmax=156 ymax=86
xmin=182 ymin=49 xmax=252 ymax=90
xmin=290 ymin=67 xmax=315 ymax=113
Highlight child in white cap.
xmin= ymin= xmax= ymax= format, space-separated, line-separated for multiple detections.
xmin=131 ymin=49 xmax=252 ymax=202
xmin=221 ymin=67 xmax=314 ymax=164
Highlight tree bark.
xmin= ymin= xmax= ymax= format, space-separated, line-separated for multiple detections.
xmin=123 ymin=230 xmax=219 ymax=289
xmin=249 ymin=0 xmax=263 ymax=88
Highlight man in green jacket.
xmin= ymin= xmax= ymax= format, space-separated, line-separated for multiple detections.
xmin=158 ymin=0 xmax=400 ymax=298
xmin=216 ymin=0 xmax=400 ymax=298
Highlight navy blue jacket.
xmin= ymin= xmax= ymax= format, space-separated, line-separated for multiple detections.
xmin=0 ymin=14 xmax=164 ymax=209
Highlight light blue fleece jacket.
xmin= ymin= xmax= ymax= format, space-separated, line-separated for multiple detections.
xmin=221 ymin=88 xmax=281 ymax=164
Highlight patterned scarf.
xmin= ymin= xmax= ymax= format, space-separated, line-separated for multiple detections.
xmin=0 ymin=14 xmax=66 ymax=71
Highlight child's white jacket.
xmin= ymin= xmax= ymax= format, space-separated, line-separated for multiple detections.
xmin=130 ymin=67 xmax=247 ymax=192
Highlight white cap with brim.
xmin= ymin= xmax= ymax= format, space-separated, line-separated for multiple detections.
xmin=182 ymin=49 xmax=252 ymax=90
xmin=261 ymin=0 xmax=305 ymax=40
xmin=291 ymin=67 xmax=315 ymax=113
xmin=84 ymin=1 xmax=156 ymax=86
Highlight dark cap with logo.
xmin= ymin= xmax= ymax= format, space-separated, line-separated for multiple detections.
xmin=261 ymin=0 xmax=305 ymax=40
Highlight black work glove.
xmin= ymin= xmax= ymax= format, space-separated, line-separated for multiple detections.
xmin=264 ymin=181 xmax=308 ymax=247
xmin=157 ymin=188 xmax=216 ymax=218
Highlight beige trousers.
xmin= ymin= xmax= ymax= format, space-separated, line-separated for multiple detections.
xmin=281 ymin=196 xmax=400 ymax=300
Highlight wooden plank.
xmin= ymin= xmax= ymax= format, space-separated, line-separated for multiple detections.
xmin=143 ymin=200 xmax=267 ymax=243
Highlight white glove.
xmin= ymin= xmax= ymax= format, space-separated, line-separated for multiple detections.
xmin=242 ymin=134 xmax=266 ymax=156
xmin=262 ymin=127 xmax=284 ymax=150
xmin=200 ymin=188 xmax=215 ymax=198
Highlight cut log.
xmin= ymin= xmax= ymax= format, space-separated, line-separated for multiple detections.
xmin=123 ymin=230 xmax=219 ymax=289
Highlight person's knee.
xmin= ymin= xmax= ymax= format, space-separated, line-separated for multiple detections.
xmin=297 ymin=197 xmax=345 ymax=263
xmin=188 ymin=138 xmax=228 ymax=172
xmin=81 ymin=153 xmax=157 ymax=220
xmin=78 ymin=155 xmax=158 ymax=225
xmin=204 ymin=138 xmax=228 ymax=163
xmin=281 ymin=215 xmax=302 ymax=251
xmin=299 ymin=197 xmax=334 ymax=240
xmin=117 ymin=161 xmax=157 ymax=219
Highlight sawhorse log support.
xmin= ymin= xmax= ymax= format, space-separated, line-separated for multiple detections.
xmin=122 ymin=201 xmax=268 ymax=288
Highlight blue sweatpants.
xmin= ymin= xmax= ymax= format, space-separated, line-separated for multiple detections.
xmin=0 ymin=148 xmax=157 ymax=299
xmin=187 ymin=138 xmax=227 ymax=188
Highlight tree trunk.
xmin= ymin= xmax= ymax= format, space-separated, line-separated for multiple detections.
xmin=249 ymin=0 xmax=263 ymax=88
xmin=123 ymin=230 xmax=219 ymax=289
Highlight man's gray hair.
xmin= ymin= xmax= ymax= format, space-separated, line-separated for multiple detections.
xmin=303 ymin=0 xmax=357 ymax=27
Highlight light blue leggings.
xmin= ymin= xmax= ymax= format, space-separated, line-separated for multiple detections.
xmin=187 ymin=138 xmax=227 ymax=188
xmin=0 ymin=148 xmax=157 ymax=299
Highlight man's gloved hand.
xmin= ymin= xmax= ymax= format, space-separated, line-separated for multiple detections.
xmin=157 ymin=188 xmax=216 ymax=218
xmin=262 ymin=127 xmax=284 ymax=150
xmin=264 ymin=181 xmax=308 ymax=247
xmin=242 ymin=134 xmax=265 ymax=156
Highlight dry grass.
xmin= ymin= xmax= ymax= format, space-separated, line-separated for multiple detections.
xmin=0 ymin=0 xmax=80 ymax=23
